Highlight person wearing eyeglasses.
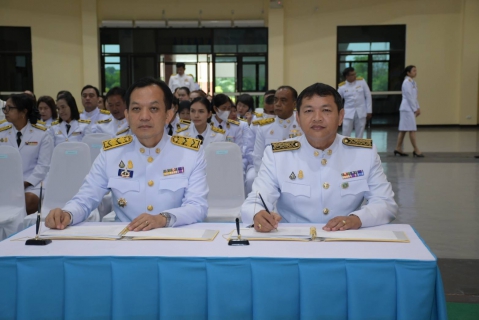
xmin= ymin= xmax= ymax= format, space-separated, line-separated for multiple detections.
xmin=49 ymin=92 xmax=91 ymax=146
xmin=0 ymin=93 xmax=54 ymax=214
xmin=176 ymin=97 xmax=225 ymax=147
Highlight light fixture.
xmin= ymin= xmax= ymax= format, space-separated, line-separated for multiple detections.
xmin=100 ymin=20 xmax=134 ymax=28
xmin=134 ymin=20 xmax=167 ymax=28
xmin=200 ymin=20 xmax=232 ymax=28
xmin=167 ymin=20 xmax=199 ymax=28
xmin=233 ymin=20 xmax=265 ymax=27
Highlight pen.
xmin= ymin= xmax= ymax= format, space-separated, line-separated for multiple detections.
xmin=35 ymin=183 xmax=43 ymax=240
xmin=235 ymin=218 xmax=241 ymax=240
xmin=258 ymin=193 xmax=271 ymax=214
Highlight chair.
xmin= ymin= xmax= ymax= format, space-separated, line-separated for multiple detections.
xmin=0 ymin=146 xmax=26 ymax=240
xmin=204 ymin=142 xmax=245 ymax=222
xmin=24 ymin=142 xmax=100 ymax=227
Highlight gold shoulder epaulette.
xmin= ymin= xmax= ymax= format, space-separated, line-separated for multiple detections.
xmin=0 ymin=119 xmax=6 ymax=124
xmin=100 ymin=109 xmax=111 ymax=115
xmin=176 ymin=125 xmax=189 ymax=133
xmin=37 ymin=120 xmax=46 ymax=125
xmin=79 ymin=119 xmax=91 ymax=124
xmin=338 ymin=81 xmax=346 ymax=87
xmin=254 ymin=112 xmax=263 ymax=117
xmin=342 ymin=137 xmax=372 ymax=149
xmin=103 ymin=135 xmax=133 ymax=151
xmin=32 ymin=124 xmax=47 ymax=131
xmin=116 ymin=127 xmax=129 ymax=136
xmin=356 ymin=77 xmax=364 ymax=80
xmin=227 ymin=119 xmax=240 ymax=126
xmin=79 ymin=110 xmax=84 ymax=114
xmin=271 ymin=140 xmax=301 ymax=153
xmin=97 ymin=118 xmax=112 ymax=124
xmin=211 ymin=126 xmax=225 ymax=134
xmin=51 ymin=120 xmax=60 ymax=126
xmin=258 ymin=118 xmax=275 ymax=126
xmin=171 ymin=135 xmax=201 ymax=151
xmin=239 ymin=118 xmax=247 ymax=122
xmin=0 ymin=124 xmax=12 ymax=132
xmin=180 ymin=119 xmax=191 ymax=125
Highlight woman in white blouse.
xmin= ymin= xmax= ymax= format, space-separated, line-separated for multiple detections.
xmin=394 ymin=65 xmax=424 ymax=157
xmin=49 ymin=92 xmax=90 ymax=147
xmin=176 ymin=97 xmax=225 ymax=146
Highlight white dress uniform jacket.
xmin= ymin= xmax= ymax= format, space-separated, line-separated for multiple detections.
xmin=398 ymin=76 xmax=419 ymax=131
xmin=176 ymin=122 xmax=226 ymax=147
xmin=0 ymin=122 xmax=53 ymax=194
xmin=337 ymin=78 xmax=372 ymax=120
xmin=86 ymin=118 xmax=129 ymax=138
xmin=0 ymin=119 xmax=9 ymax=128
xmin=80 ymin=108 xmax=112 ymax=133
xmin=63 ymin=134 xmax=208 ymax=226
xmin=49 ymin=120 xmax=90 ymax=146
xmin=0 ymin=100 xmax=5 ymax=122
xmin=253 ymin=114 xmax=303 ymax=173
xmin=168 ymin=74 xmax=195 ymax=92
xmin=38 ymin=118 xmax=55 ymax=128
xmin=211 ymin=116 xmax=244 ymax=150
xmin=241 ymin=134 xmax=397 ymax=228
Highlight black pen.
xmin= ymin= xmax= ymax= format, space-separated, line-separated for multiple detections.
xmin=258 ymin=193 xmax=271 ymax=214
xmin=35 ymin=182 xmax=43 ymax=239
xmin=235 ymin=218 xmax=241 ymax=239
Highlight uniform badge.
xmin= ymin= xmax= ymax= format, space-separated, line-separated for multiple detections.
xmin=163 ymin=167 xmax=185 ymax=176
xmin=270 ymin=130 xmax=274 ymax=135
xmin=289 ymin=172 xmax=296 ymax=180
xmin=226 ymin=136 xmax=234 ymax=142
xmin=118 ymin=198 xmax=127 ymax=208
xmin=0 ymin=138 xmax=8 ymax=142
xmin=25 ymin=142 xmax=38 ymax=146
xmin=127 ymin=160 xmax=133 ymax=169
xmin=341 ymin=182 xmax=349 ymax=189
xmin=57 ymin=130 xmax=62 ymax=135
xmin=298 ymin=170 xmax=304 ymax=179
xmin=341 ymin=170 xmax=364 ymax=179
xmin=118 ymin=169 xmax=134 ymax=178
xmin=227 ymin=122 xmax=230 ymax=129
xmin=71 ymin=132 xmax=81 ymax=136
xmin=119 ymin=161 xmax=125 ymax=168
xmin=289 ymin=129 xmax=302 ymax=139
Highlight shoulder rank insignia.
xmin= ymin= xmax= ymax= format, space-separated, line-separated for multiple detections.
xmin=97 ymin=118 xmax=112 ymax=124
xmin=51 ymin=120 xmax=60 ymax=126
xmin=342 ymin=137 xmax=372 ymax=149
xmin=100 ymin=109 xmax=111 ymax=115
xmin=356 ymin=77 xmax=364 ymax=80
xmin=239 ymin=118 xmax=247 ymax=122
xmin=271 ymin=140 xmax=301 ymax=153
xmin=254 ymin=112 xmax=263 ymax=117
xmin=227 ymin=119 xmax=240 ymax=126
xmin=171 ymin=135 xmax=201 ymax=151
xmin=180 ymin=119 xmax=191 ymax=124
xmin=103 ymin=135 xmax=133 ymax=151
xmin=0 ymin=119 xmax=6 ymax=124
xmin=176 ymin=125 xmax=189 ymax=133
xmin=79 ymin=119 xmax=91 ymax=124
xmin=32 ymin=124 xmax=47 ymax=131
xmin=211 ymin=126 xmax=225 ymax=134
xmin=116 ymin=127 xmax=129 ymax=136
xmin=338 ymin=81 xmax=346 ymax=87
xmin=0 ymin=124 xmax=12 ymax=132
xmin=257 ymin=118 xmax=275 ymax=126
xmin=37 ymin=120 xmax=46 ymax=125
xmin=79 ymin=110 xmax=84 ymax=114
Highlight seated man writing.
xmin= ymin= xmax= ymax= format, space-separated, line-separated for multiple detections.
xmin=241 ymin=83 xmax=397 ymax=232
xmin=46 ymin=78 xmax=208 ymax=231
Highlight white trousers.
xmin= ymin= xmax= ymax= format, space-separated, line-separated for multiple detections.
xmin=342 ymin=112 xmax=367 ymax=138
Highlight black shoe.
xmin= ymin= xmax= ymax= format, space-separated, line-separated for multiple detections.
xmin=413 ymin=151 xmax=425 ymax=158
xmin=394 ymin=150 xmax=408 ymax=157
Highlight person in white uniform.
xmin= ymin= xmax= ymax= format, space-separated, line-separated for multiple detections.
xmin=0 ymin=99 xmax=5 ymax=122
xmin=49 ymin=93 xmax=90 ymax=146
xmin=168 ymin=63 xmax=195 ymax=93
xmin=241 ymin=83 xmax=397 ymax=232
xmin=337 ymin=67 xmax=372 ymax=138
xmin=45 ymin=77 xmax=208 ymax=231
xmin=80 ymin=85 xmax=111 ymax=132
xmin=211 ymin=94 xmax=243 ymax=149
xmin=253 ymin=86 xmax=303 ymax=173
xmin=0 ymin=93 xmax=53 ymax=214
xmin=177 ymin=96 xmax=226 ymax=146
xmin=236 ymin=94 xmax=255 ymax=125
xmin=395 ymin=65 xmax=424 ymax=157
xmin=85 ymin=87 xmax=129 ymax=137
xmin=37 ymin=96 xmax=58 ymax=128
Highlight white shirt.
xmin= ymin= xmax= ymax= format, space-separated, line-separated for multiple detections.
xmin=0 ymin=99 xmax=5 ymax=122
xmin=337 ymin=78 xmax=372 ymax=120
xmin=86 ymin=118 xmax=129 ymax=138
xmin=49 ymin=120 xmax=90 ymax=146
xmin=177 ymin=123 xmax=226 ymax=147
xmin=211 ymin=116 xmax=244 ymax=150
xmin=80 ymin=108 xmax=112 ymax=132
xmin=63 ymin=134 xmax=208 ymax=226
xmin=399 ymin=76 xmax=420 ymax=112
xmin=168 ymin=74 xmax=195 ymax=92
xmin=241 ymin=134 xmax=397 ymax=228
xmin=38 ymin=118 xmax=55 ymax=128
xmin=0 ymin=122 xmax=53 ymax=187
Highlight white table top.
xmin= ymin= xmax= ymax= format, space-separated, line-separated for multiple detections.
xmin=1 ymin=223 xmax=436 ymax=261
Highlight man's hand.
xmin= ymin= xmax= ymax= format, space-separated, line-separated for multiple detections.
xmin=253 ymin=211 xmax=282 ymax=233
xmin=45 ymin=208 xmax=71 ymax=230
xmin=322 ymin=215 xmax=362 ymax=231
xmin=415 ymin=109 xmax=421 ymax=117
xmin=366 ymin=113 xmax=372 ymax=121
xmin=128 ymin=213 xmax=167 ymax=231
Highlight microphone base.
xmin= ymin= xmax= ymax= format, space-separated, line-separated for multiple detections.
xmin=25 ymin=238 xmax=52 ymax=246
xmin=228 ymin=239 xmax=250 ymax=246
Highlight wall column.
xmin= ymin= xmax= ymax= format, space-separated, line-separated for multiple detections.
xmin=268 ymin=7 xmax=284 ymax=89
xmin=81 ymin=0 xmax=100 ymax=91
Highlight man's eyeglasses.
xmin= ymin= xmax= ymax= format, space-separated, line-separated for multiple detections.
xmin=196 ymin=135 xmax=204 ymax=145
xmin=2 ymin=106 xmax=18 ymax=114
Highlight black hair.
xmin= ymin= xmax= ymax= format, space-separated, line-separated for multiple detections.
xmin=277 ymin=86 xmax=298 ymax=100
xmin=401 ymin=65 xmax=416 ymax=79
xmin=264 ymin=89 xmax=276 ymax=97
xmin=178 ymin=100 xmax=191 ymax=114
xmin=212 ymin=94 xmax=231 ymax=109
xmin=124 ymin=77 xmax=173 ymax=111
xmin=176 ymin=62 xmax=186 ymax=69
xmin=81 ymin=85 xmax=100 ymax=97
xmin=37 ymin=96 xmax=58 ymax=119
xmin=237 ymin=94 xmax=255 ymax=112
xmin=57 ymin=90 xmax=70 ymax=99
xmin=191 ymin=90 xmax=207 ymax=98
xmin=9 ymin=93 xmax=40 ymax=124
xmin=172 ymin=96 xmax=179 ymax=107
xmin=296 ymin=83 xmax=343 ymax=113
xmin=105 ymin=86 xmax=126 ymax=102
xmin=57 ymin=92 xmax=80 ymax=122
xmin=342 ymin=67 xmax=355 ymax=79
xmin=191 ymin=97 xmax=213 ymax=123
xmin=177 ymin=86 xmax=190 ymax=95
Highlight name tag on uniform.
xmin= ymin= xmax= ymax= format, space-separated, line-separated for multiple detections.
xmin=163 ymin=167 xmax=184 ymax=176
xmin=71 ymin=132 xmax=82 ymax=136
xmin=118 ymin=169 xmax=134 ymax=178
xmin=25 ymin=141 xmax=38 ymax=146
xmin=341 ymin=170 xmax=364 ymax=179
xmin=226 ymin=136 xmax=234 ymax=142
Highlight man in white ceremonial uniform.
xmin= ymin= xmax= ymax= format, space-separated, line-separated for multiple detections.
xmin=337 ymin=67 xmax=372 ymax=138
xmin=253 ymin=86 xmax=303 ymax=173
xmin=80 ymin=85 xmax=112 ymax=132
xmin=176 ymin=122 xmax=226 ymax=146
xmin=241 ymin=83 xmax=397 ymax=233
xmin=0 ymin=99 xmax=6 ymax=122
xmin=46 ymin=77 xmax=208 ymax=231
xmin=168 ymin=63 xmax=195 ymax=93
xmin=85 ymin=87 xmax=129 ymax=137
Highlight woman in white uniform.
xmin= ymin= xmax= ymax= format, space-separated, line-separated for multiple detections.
xmin=0 ymin=93 xmax=54 ymax=214
xmin=176 ymin=96 xmax=225 ymax=146
xmin=37 ymin=96 xmax=58 ymax=128
xmin=395 ymin=65 xmax=424 ymax=157
xmin=49 ymin=92 xmax=90 ymax=146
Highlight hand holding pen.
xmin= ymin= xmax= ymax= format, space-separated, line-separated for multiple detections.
xmin=253 ymin=193 xmax=282 ymax=233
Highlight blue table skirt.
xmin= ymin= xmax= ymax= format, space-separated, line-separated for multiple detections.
xmin=0 ymin=257 xmax=447 ymax=320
